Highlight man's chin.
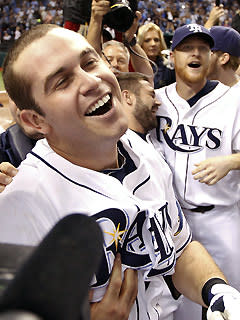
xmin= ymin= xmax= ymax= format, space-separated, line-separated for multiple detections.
xmin=182 ymin=72 xmax=206 ymax=84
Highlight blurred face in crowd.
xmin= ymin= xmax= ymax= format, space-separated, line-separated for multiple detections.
xmin=172 ymin=36 xmax=211 ymax=85
xmin=141 ymin=29 xmax=161 ymax=61
xmin=13 ymin=28 xmax=128 ymax=160
xmin=102 ymin=45 xmax=129 ymax=74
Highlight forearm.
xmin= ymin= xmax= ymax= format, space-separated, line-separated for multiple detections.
xmin=130 ymin=44 xmax=154 ymax=81
xmin=86 ymin=0 xmax=110 ymax=55
xmin=86 ymin=16 xmax=103 ymax=55
xmin=172 ymin=241 xmax=227 ymax=307
xmin=228 ymin=152 xmax=240 ymax=170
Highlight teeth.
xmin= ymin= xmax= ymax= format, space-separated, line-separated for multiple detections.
xmin=86 ymin=94 xmax=110 ymax=115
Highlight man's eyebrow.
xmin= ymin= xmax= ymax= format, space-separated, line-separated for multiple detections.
xmin=44 ymin=47 xmax=99 ymax=94
xmin=44 ymin=67 xmax=65 ymax=94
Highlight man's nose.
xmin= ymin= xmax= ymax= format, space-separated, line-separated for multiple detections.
xmin=192 ymin=47 xmax=201 ymax=55
xmin=77 ymin=71 xmax=101 ymax=95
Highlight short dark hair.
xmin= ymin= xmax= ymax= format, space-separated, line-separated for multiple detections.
xmin=117 ymin=72 xmax=151 ymax=94
xmin=3 ymin=24 xmax=60 ymax=114
xmin=214 ymin=51 xmax=240 ymax=71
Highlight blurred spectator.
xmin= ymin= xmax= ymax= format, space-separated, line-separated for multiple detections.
xmin=204 ymin=4 xmax=225 ymax=28
xmin=2 ymin=30 xmax=11 ymax=41
xmin=14 ymin=25 xmax=21 ymax=39
xmin=0 ymin=0 xmax=239 ymax=46
xmin=0 ymin=0 xmax=63 ymax=43
xmin=137 ymin=22 xmax=175 ymax=88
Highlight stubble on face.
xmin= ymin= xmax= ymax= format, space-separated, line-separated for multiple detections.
xmin=207 ymin=52 xmax=220 ymax=80
xmin=173 ymin=37 xmax=211 ymax=85
xmin=133 ymin=95 xmax=158 ymax=133
xmin=174 ymin=58 xmax=210 ymax=84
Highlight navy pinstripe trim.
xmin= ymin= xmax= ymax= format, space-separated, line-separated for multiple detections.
xmin=30 ymin=151 xmax=113 ymax=199
xmin=176 ymin=232 xmax=192 ymax=254
xmin=165 ymin=86 xmax=180 ymax=122
xmin=191 ymin=86 xmax=231 ymax=123
xmin=136 ymin=296 xmax=140 ymax=320
xmin=152 ymin=306 xmax=160 ymax=320
xmin=133 ymin=175 xmax=151 ymax=195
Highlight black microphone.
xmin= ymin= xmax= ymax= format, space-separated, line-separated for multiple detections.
xmin=0 ymin=214 xmax=103 ymax=320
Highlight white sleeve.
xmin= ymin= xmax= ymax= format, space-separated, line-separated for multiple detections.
xmin=0 ymin=190 xmax=57 ymax=246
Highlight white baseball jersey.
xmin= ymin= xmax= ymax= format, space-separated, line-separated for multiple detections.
xmin=233 ymin=79 xmax=240 ymax=88
xmin=151 ymin=81 xmax=240 ymax=209
xmin=0 ymin=129 xmax=191 ymax=320
xmin=150 ymin=81 xmax=240 ymax=320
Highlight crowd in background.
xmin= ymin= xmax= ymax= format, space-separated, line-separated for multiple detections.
xmin=138 ymin=0 xmax=238 ymax=33
xmin=0 ymin=0 xmax=239 ymax=46
xmin=0 ymin=0 xmax=63 ymax=44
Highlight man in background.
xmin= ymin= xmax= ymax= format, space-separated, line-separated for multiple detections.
xmin=152 ymin=23 xmax=240 ymax=320
xmin=207 ymin=26 xmax=240 ymax=87
xmin=1 ymin=23 xmax=240 ymax=320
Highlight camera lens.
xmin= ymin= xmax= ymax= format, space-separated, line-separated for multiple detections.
xmin=103 ymin=0 xmax=135 ymax=32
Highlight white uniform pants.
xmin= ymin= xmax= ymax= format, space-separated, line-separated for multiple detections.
xmin=174 ymin=203 xmax=240 ymax=320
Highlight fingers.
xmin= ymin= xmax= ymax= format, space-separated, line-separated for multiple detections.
xmin=90 ymin=254 xmax=137 ymax=320
xmin=192 ymin=163 xmax=217 ymax=184
xmin=0 ymin=162 xmax=18 ymax=177
xmin=0 ymin=162 xmax=18 ymax=192
xmin=135 ymin=11 xmax=141 ymax=21
xmin=120 ymin=268 xmax=138 ymax=306
xmin=102 ymin=253 xmax=122 ymax=300
xmin=91 ymin=0 xmax=110 ymax=16
xmin=101 ymin=254 xmax=138 ymax=305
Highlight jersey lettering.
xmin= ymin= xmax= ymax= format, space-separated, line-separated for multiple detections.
xmin=147 ymin=203 xmax=175 ymax=277
xmin=157 ymin=116 xmax=222 ymax=152
xmin=91 ymin=204 xmax=176 ymax=288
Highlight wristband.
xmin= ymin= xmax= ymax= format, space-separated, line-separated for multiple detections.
xmin=201 ymin=277 xmax=227 ymax=306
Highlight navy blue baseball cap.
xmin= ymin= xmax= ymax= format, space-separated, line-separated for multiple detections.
xmin=172 ymin=24 xmax=214 ymax=51
xmin=210 ymin=26 xmax=240 ymax=57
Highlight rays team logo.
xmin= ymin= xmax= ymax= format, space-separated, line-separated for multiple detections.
xmin=91 ymin=205 xmax=176 ymax=288
xmin=187 ymin=24 xmax=203 ymax=33
xmin=157 ymin=116 xmax=222 ymax=153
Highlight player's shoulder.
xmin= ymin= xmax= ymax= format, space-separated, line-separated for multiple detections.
xmin=120 ymin=129 xmax=167 ymax=168
xmin=155 ymin=82 xmax=176 ymax=98
xmin=121 ymin=129 xmax=154 ymax=152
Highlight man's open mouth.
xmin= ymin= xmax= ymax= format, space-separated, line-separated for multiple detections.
xmin=188 ymin=62 xmax=201 ymax=68
xmin=85 ymin=94 xmax=112 ymax=116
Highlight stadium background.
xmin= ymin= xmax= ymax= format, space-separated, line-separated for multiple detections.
xmin=0 ymin=0 xmax=240 ymax=92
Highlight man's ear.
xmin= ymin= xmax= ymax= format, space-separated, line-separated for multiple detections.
xmin=20 ymin=109 xmax=50 ymax=135
xmin=121 ymin=90 xmax=135 ymax=106
xmin=219 ymin=52 xmax=230 ymax=66
xmin=170 ymin=51 xmax=175 ymax=66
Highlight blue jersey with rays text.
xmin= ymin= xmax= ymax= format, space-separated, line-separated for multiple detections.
xmin=0 ymin=129 xmax=191 ymax=320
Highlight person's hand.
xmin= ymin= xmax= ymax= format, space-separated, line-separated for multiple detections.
xmin=0 ymin=162 xmax=18 ymax=192
xmin=124 ymin=10 xmax=141 ymax=43
xmin=90 ymin=254 xmax=138 ymax=320
xmin=91 ymin=0 xmax=110 ymax=22
xmin=204 ymin=5 xmax=224 ymax=28
xmin=192 ymin=155 xmax=234 ymax=185
xmin=207 ymin=284 xmax=240 ymax=319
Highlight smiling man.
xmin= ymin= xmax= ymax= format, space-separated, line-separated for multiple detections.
xmin=151 ymin=24 xmax=240 ymax=320
xmin=117 ymin=72 xmax=159 ymax=138
xmin=1 ymin=24 xmax=240 ymax=320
